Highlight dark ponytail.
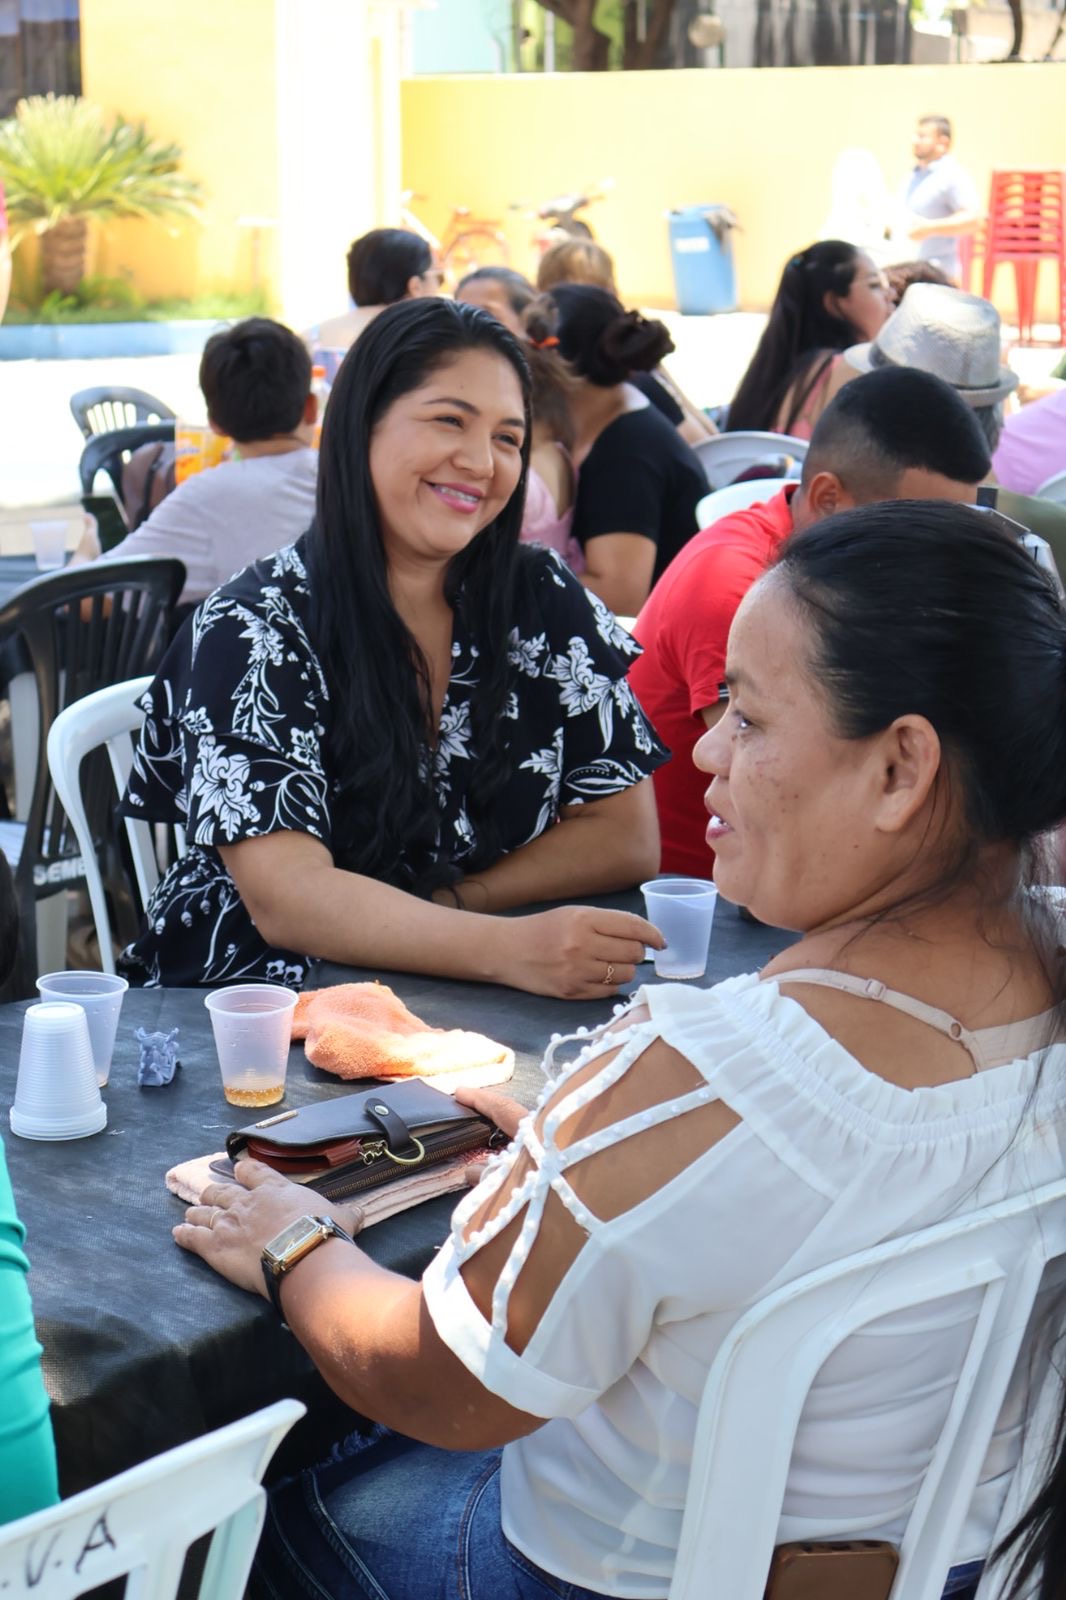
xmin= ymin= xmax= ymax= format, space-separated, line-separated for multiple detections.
xmin=541 ymin=282 xmax=674 ymax=388
xmin=728 ymin=240 xmax=862 ymax=433
xmin=775 ymin=501 xmax=1066 ymax=849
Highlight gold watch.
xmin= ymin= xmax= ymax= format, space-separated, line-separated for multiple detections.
xmin=261 ymin=1214 xmax=352 ymax=1318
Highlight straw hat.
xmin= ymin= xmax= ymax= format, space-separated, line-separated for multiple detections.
xmin=845 ymin=284 xmax=1018 ymax=407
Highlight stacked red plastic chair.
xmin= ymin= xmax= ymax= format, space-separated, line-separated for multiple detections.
xmin=981 ymin=170 xmax=1065 ymax=345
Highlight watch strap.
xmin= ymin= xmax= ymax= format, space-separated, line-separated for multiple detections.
xmin=261 ymin=1215 xmax=353 ymax=1320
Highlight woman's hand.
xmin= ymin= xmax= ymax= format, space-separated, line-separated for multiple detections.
xmin=454 ymin=1085 xmax=528 ymax=1185
xmin=495 ymin=905 xmax=662 ymax=999
xmin=173 ymin=1158 xmax=363 ymax=1299
xmin=454 ymin=1084 xmax=527 ymax=1137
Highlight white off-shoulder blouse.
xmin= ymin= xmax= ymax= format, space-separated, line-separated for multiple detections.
xmin=422 ymin=972 xmax=1066 ymax=1599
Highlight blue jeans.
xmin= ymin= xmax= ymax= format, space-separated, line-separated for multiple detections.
xmin=250 ymin=1427 xmax=984 ymax=1600
xmin=252 ymin=1428 xmax=606 ymax=1600
xmin=941 ymin=1562 xmax=984 ymax=1600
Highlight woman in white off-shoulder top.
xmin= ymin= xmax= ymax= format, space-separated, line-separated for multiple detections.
xmin=177 ymin=499 xmax=1066 ymax=1600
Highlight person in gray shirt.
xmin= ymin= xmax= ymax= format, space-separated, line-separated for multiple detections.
xmin=74 ymin=319 xmax=319 ymax=607
xmin=898 ymin=115 xmax=981 ymax=282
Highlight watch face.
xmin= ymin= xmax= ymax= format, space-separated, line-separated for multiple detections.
xmin=264 ymin=1215 xmax=324 ymax=1264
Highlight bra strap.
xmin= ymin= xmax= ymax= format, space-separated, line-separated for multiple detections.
xmin=774 ymin=968 xmax=984 ymax=1069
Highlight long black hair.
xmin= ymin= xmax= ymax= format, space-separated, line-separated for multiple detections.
xmin=306 ymin=297 xmax=532 ymax=896
xmin=728 ymin=241 xmax=864 ymax=434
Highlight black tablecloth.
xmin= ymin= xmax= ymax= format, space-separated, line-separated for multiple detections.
xmin=2 ymin=893 xmax=791 ymax=1494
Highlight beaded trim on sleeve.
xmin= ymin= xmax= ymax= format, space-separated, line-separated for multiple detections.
xmin=445 ymin=1004 xmax=719 ymax=1341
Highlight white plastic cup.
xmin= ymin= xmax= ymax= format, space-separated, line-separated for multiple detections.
xmin=641 ymin=877 xmax=720 ymax=980
xmin=204 ymin=985 xmax=298 ymax=1109
xmin=30 ymin=519 xmax=68 ymax=571
xmin=36 ymin=971 xmax=128 ymax=1087
xmin=10 ymin=1002 xmax=107 ymax=1140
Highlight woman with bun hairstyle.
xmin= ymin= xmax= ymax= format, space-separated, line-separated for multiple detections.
xmin=537 ymin=242 xmax=717 ymax=446
xmin=181 ymin=500 xmax=1066 ymax=1600
xmin=530 ymin=284 xmax=707 ymax=616
xmin=728 ymin=240 xmax=891 ymax=438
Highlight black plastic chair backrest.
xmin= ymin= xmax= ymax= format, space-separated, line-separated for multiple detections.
xmin=79 ymin=422 xmax=176 ymax=499
xmin=0 ymin=557 xmax=185 ymax=981
xmin=70 ymin=386 xmax=176 ymax=441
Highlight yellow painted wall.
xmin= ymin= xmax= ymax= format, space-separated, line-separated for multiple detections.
xmin=58 ymin=14 xmax=1065 ymax=325
xmin=401 ymin=64 xmax=1063 ymax=315
xmin=78 ymin=0 xmax=281 ymax=302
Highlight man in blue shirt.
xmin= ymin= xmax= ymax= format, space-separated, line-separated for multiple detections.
xmin=899 ymin=115 xmax=981 ymax=282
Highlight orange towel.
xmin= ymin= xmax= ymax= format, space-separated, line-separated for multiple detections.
xmin=292 ymin=981 xmax=514 ymax=1087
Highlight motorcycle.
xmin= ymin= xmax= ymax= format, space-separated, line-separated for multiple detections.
xmin=518 ymin=180 xmax=614 ymax=254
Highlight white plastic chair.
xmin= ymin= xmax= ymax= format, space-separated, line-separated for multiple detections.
xmin=1036 ymin=468 xmax=1066 ymax=506
xmin=47 ymin=676 xmax=186 ymax=974
xmin=670 ymin=1177 xmax=1066 ymax=1600
xmin=0 ymin=1398 xmax=303 ymax=1600
xmin=693 ymin=431 xmax=808 ymax=491
xmin=695 ymin=476 xmax=791 ymax=530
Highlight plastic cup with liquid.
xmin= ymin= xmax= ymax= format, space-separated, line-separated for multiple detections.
xmin=36 ymin=971 xmax=128 ymax=1087
xmin=10 ymin=1001 xmax=107 ymax=1140
xmin=204 ymin=984 xmax=298 ymax=1109
xmin=640 ymin=877 xmax=720 ymax=980
xmin=30 ymin=519 xmax=68 ymax=571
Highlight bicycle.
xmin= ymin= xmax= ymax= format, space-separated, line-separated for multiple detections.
xmin=399 ymin=192 xmax=511 ymax=286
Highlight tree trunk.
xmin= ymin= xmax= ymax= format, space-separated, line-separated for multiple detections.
xmin=623 ymin=0 xmax=679 ymax=67
xmin=40 ymin=216 xmax=88 ymax=296
xmin=570 ymin=0 xmax=612 ymax=66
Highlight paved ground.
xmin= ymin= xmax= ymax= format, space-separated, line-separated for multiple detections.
xmin=0 ymin=309 xmax=1061 ymax=516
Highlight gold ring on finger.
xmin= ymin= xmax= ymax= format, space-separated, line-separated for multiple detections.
xmin=603 ymin=962 xmax=616 ymax=985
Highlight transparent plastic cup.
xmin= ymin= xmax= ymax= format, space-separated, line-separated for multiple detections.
xmin=36 ymin=971 xmax=129 ymax=1087
xmin=30 ymin=519 xmax=68 ymax=571
xmin=10 ymin=1001 xmax=107 ymax=1140
xmin=640 ymin=877 xmax=720 ymax=980
xmin=204 ymin=985 xmax=298 ymax=1109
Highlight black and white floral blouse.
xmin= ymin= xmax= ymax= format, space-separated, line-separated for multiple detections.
xmin=118 ymin=537 xmax=667 ymax=988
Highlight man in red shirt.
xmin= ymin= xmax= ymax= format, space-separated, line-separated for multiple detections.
xmin=630 ymin=367 xmax=991 ymax=877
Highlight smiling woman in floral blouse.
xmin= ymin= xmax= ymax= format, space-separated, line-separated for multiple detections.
xmin=119 ymin=299 xmax=666 ymax=998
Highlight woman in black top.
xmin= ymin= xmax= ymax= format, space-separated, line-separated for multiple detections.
xmin=119 ymin=300 xmax=666 ymax=997
xmin=528 ymin=286 xmax=708 ymax=617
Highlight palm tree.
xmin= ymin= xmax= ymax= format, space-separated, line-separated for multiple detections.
xmin=0 ymin=94 xmax=201 ymax=296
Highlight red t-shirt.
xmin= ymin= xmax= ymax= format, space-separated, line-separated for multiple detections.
xmin=629 ymin=486 xmax=797 ymax=878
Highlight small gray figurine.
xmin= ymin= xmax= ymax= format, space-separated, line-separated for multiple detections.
xmin=136 ymin=1026 xmax=181 ymax=1087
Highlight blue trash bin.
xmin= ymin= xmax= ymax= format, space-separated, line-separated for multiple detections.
xmin=667 ymin=206 xmax=739 ymax=315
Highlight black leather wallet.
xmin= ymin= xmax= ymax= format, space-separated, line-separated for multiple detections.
xmin=219 ymin=1079 xmax=502 ymax=1202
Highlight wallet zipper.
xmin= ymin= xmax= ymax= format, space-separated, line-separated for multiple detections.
xmin=308 ymin=1125 xmax=505 ymax=1201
